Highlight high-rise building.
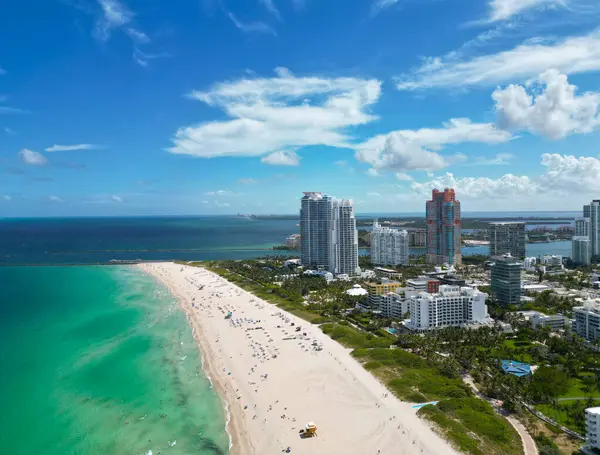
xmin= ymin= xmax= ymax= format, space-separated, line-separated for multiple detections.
xmin=573 ymin=237 xmax=591 ymax=265
xmin=586 ymin=407 xmax=600 ymax=450
xmin=426 ymin=188 xmax=461 ymax=265
xmin=300 ymin=192 xmax=360 ymax=276
xmin=489 ymin=222 xmax=526 ymax=258
xmin=300 ymin=192 xmax=333 ymax=270
xmin=583 ymin=201 xmax=600 ymax=257
xmin=331 ymin=199 xmax=361 ymax=276
xmin=406 ymin=285 xmax=490 ymax=332
xmin=491 ymin=253 xmax=522 ymax=306
xmin=371 ymin=220 xmax=409 ymax=266
xmin=573 ymin=300 xmax=600 ymax=342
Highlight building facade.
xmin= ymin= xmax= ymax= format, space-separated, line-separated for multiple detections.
xmin=489 ymin=222 xmax=526 ymax=258
xmin=362 ymin=281 xmax=402 ymax=313
xmin=586 ymin=407 xmax=600 ymax=450
xmin=408 ymin=229 xmax=426 ymax=247
xmin=300 ymin=192 xmax=360 ymax=276
xmin=491 ymin=253 xmax=522 ymax=306
xmin=371 ymin=220 xmax=409 ymax=266
xmin=426 ymin=188 xmax=461 ymax=265
xmin=284 ymin=233 xmax=301 ymax=249
xmin=573 ymin=301 xmax=600 ymax=342
xmin=300 ymin=192 xmax=333 ymax=270
xmin=583 ymin=201 xmax=600 ymax=257
xmin=330 ymin=199 xmax=361 ymax=275
xmin=406 ymin=285 xmax=489 ymax=332
xmin=573 ymin=237 xmax=592 ymax=266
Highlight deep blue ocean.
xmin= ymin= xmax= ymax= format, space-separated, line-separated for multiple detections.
xmin=0 ymin=213 xmax=575 ymax=265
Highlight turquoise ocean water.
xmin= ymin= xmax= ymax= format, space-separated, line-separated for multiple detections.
xmin=0 ymin=265 xmax=229 ymax=455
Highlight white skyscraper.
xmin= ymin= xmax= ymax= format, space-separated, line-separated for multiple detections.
xmin=573 ymin=213 xmax=593 ymax=265
xmin=583 ymin=201 xmax=600 ymax=257
xmin=371 ymin=221 xmax=409 ymax=266
xmin=300 ymin=192 xmax=360 ymax=276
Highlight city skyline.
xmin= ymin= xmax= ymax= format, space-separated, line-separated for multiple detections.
xmin=2 ymin=1 xmax=600 ymax=217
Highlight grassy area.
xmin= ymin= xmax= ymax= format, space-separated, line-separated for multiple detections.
xmin=320 ymin=324 xmax=392 ymax=349
xmin=537 ymin=399 xmax=600 ymax=434
xmin=418 ymin=399 xmax=523 ymax=455
xmin=352 ymin=347 xmax=470 ymax=402
xmin=561 ymin=375 xmax=600 ymax=399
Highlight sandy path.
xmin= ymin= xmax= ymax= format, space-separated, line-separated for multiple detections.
xmin=139 ymin=262 xmax=459 ymax=455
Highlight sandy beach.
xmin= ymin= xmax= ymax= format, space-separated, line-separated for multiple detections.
xmin=139 ymin=262 xmax=459 ymax=455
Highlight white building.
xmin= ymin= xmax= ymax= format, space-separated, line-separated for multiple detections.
xmin=300 ymin=192 xmax=360 ymax=276
xmin=585 ymin=407 xmax=600 ymax=450
xmin=583 ymin=200 xmax=600 ymax=257
xmin=523 ymin=257 xmax=537 ymax=271
xmin=371 ymin=220 xmax=409 ymax=266
xmin=346 ymin=284 xmax=368 ymax=297
xmin=380 ymin=292 xmax=408 ymax=319
xmin=514 ymin=310 xmax=568 ymax=331
xmin=539 ymin=255 xmax=563 ymax=267
xmin=574 ymin=300 xmax=600 ymax=342
xmin=406 ymin=285 xmax=490 ymax=332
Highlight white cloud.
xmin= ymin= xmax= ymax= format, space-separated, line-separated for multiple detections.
xmin=19 ymin=148 xmax=48 ymax=166
xmin=493 ymin=70 xmax=600 ymax=139
xmin=396 ymin=30 xmax=600 ymax=90
xmin=259 ymin=0 xmax=282 ymax=20
xmin=4 ymin=127 xmax=15 ymax=135
xmin=395 ymin=172 xmax=414 ymax=181
xmin=355 ymin=118 xmax=512 ymax=173
xmin=227 ymin=12 xmax=277 ymax=36
xmin=216 ymin=202 xmax=231 ymax=208
xmin=45 ymin=143 xmax=101 ymax=152
xmin=125 ymin=27 xmax=150 ymax=43
xmin=48 ymin=195 xmax=64 ymax=203
xmin=2 ymin=195 xmax=11 ymax=201
xmin=486 ymin=0 xmax=566 ymax=22
xmin=261 ymin=150 xmax=300 ymax=166
xmin=111 ymin=195 xmax=123 ymax=202
xmin=411 ymin=154 xmax=600 ymax=206
xmin=371 ymin=0 xmax=400 ymax=15
xmin=169 ymin=68 xmax=381 ymax=159
xmin=238 ymin=177 xmax=257 ymax=184
xmin=205 ymin=190 xmax=234 ymax=196
xmin=132 ymin=49 xmax=171 ymax=68
xmin=366 ymin=168 xmax=380 ymax=177
xmin=94 ymin=0 xmax=133 ymax=41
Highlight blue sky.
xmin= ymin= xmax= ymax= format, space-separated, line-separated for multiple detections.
xmin=2 ymin=0 xmax=600 ymax=216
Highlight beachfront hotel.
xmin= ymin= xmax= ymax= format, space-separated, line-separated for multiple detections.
xmin=371 ymin=220 xmax=409 ymax=266
xmin=300 ymin=192 xmax=360 ymax=276
xmin=489 ymin=222 xmax=526 ymax=259
xmin=425 ymin=188 xmax=461 ymax=265
xmin=405 ymin=285 xmax=490 ymax=332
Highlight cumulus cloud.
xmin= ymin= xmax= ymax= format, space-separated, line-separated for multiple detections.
xmin=486 ymin=0 xmax=566 ymax=22
xmin=48 ymin=195 xmax=64 ymax=203
xmin=45 ymin=144 xmax=101 ymax=152
xmin=493 ymin=70 xmax=600 ymax=139
xmin=396 ymin=30 xmax=600 ymax=90
xmin=19 ymin=148 xmax=48 ymax=166
xmin=168 ymin=68 xmax=381 ymax=160
xmin=355 ymin=118 xmax=511 ymax=173
xmin=111 ymin=195 xmax=123 ymax=202
xmin=261 ymin=150 xmax=300 ymax=166
xmin=411 ymin=154 xmax=600 ymax=204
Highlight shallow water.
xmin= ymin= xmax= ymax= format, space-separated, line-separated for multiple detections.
xmin=0 ymin=265 xmax=229 ymax=455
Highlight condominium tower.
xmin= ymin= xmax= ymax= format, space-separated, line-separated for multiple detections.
xmin=490 ymin=253 xmax=522 ymax=306
xmin=300 ymin=192 xmax=360 ymax=276
xmin=583 ymin=200 xmax=600 ymax=257
xmin=371 ymin=221 xmax=409 ymax=266
xmin=573 ymin=217 xmax=592 ymax=265
xmin=426 ymin=188 xmax=461 ymax=265
xmin=489 ymin=222 xmax=526 ymax=258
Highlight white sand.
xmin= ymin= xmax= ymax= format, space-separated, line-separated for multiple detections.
xmin=139 ymin=262 xmax=459 ymax=455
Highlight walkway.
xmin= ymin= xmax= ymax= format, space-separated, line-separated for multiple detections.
xmin=462 ymin=375 xmax=538 ymax=455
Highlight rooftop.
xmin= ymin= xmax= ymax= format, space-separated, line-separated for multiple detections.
xmin=501 ymin=360 xmax=532 ymax=377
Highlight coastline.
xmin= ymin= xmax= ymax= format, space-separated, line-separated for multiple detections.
xmin=138 ymin=263 xmax=252 ymax=455
xmin=138 ymin=262 xmax=458 ymax=455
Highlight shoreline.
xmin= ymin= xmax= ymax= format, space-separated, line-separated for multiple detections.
xmin=138 ymin=262 xmax=458 ymax=455
xmin=139 ymin=263 xmax=252 ymax=455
